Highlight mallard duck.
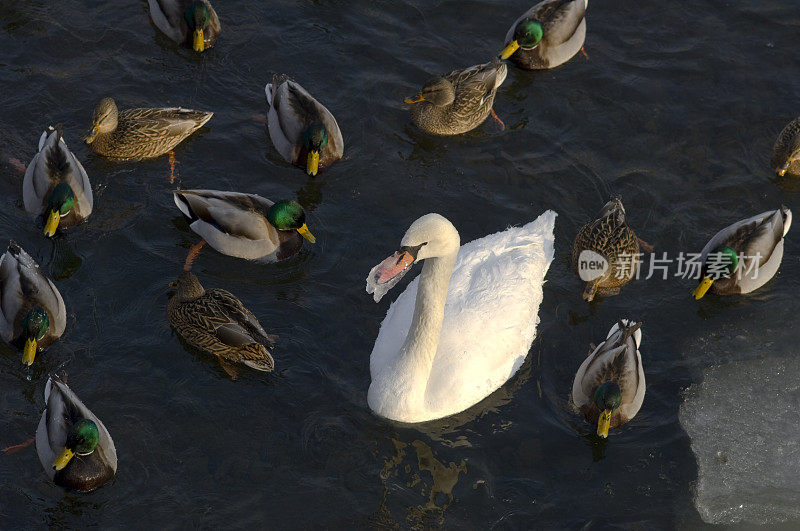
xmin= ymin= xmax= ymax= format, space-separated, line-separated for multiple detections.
xmin=84 ymin=97 xmax=213 ymax=160
xmin=23 ymin=125 xmax=93 ymax=237
xmin=500 ymin=0 xmax=588 ymax=70
xmin=167 ymin=272 xmax=276 ymax=373
xmin=772 ymin=116 xmax=800 ymax=177
xmin=148 ymin=0 xmax=221 ymax=52
xmin=0 ymin=242 xmax=66 ymax=366
xmin=265 ymin=75 xmax=344 ymax=176
xmin=36 ymin=374 xmax=117 ymax=491
xmin=173 ymin=189 xmax=315 ymax=261
xmin=692 ymin=207 xmax=792 ymax=299
xmin=571 ymin=320 xmax=645 ymax=438
xmin=572 ymin=197 xmax=649 ymax=302
xmin=404 ymin=59 xmax=507 ymax=136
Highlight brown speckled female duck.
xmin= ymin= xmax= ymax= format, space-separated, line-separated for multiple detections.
xmin=571 ymin=197 xmax=651 ymax=302
xmin=772 ymin=116 xmax=800 ymax=177
xmin=404 ymin=59 xmax=507 ymax=136
xmin=84 ymin=97 xmax=212 ymax=160
xmin=167 ymin=272 xmax=276 ymax=373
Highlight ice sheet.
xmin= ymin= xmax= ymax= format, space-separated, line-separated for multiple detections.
xmin=679 ymin=355 xmax=800 ymax=525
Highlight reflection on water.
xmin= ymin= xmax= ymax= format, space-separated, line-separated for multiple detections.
xmin=376 ymin=437 xmax=467 ymax=527
xmin=44 ymin=495 xmax=100 ymax=527
xmin=50 ymin=240 xmax=83 ymax=281
xmin=295 ymin=176 xmax=325 ymax=213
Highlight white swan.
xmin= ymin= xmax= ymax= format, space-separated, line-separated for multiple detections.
xmin=365 ymin=211 xmax=556 ymax=423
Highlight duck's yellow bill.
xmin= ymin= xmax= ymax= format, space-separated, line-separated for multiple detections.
xmin=193 ymin=29 xmax=205 ymax=52
xmin=306 ymin=151 xmax=320 ymax=176
xmin=22 ymin=338 xmax=37 ymax=366
xmin=692 ymin=277 xmax=714 ymax=300
xmin=404 ymin=94 xmax=425 ymax=104
xmin=500 ymin=40 xmax=520 ymax=60
xmin=597 ymin=409 xmax=612 ymax=438
xmin=297 ymin=223 xmax=316 ymax=243
xmin=44 ymin=209 xmax=60 ymax=237
xmin=52 ymin=447 xmax=75 ymax=471
xmin=83 ymin=124 xmax=99 ymax=144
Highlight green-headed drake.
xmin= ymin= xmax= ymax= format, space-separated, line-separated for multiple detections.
xmin=772 ymin=116 xmax=800 ymax=178
xmin=36 ymin=374 xmax=117 ymax=492
xmin=173 ymin=189 xmax=315 ymax=262
xmin=24 ymin=125 xmax=93 ymax=237
xmin=0 ymin=241 xmax=66 ymax=366
xmin=692 ymin=207 xmax=792 ymax=299
xmin=500 ymin=0 xmax=587 ymax=70
xmin=265 ymin=75 xmax=344 ymax=176
xmin=84 ymin=97 xmax=213 ymax=160
xmin=572 ymin=320 xmax=645 ymax=438
xmin=148 ymin=0 xmax=221 ymax=52
xmin=404 ymin=59 xmax=507 ymax=136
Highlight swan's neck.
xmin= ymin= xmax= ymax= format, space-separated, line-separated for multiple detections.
xmin=401 ymin=250 xmax=457 ymax=371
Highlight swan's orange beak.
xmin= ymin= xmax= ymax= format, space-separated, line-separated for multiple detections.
xmin=367 ymin=248 xmax=419 ymax=302
xmin=375 ymin=251 xmax=415 ymax=284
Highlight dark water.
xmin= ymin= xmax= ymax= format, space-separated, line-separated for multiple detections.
xmin=1 ymin=0 xmax=799 ymax=528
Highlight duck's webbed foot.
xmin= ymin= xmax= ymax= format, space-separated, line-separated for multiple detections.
xmin=2 ymin=437 xmax=35 ymax=454
xmin=168 ymin=151 xmax=178 ymax=184
xmin=184 ymin=239 xmax=206 ymax=271
xmin=637 ymin=237 xmax=654 ymax=254
xmin=490 ymin=108 xmax=505 ymax=131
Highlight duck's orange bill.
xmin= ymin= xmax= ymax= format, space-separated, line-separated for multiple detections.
xmin=375 ymin=251 xmax=415 ymax=284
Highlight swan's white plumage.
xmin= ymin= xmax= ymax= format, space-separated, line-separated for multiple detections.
xmin=368 ymin=210 xmax=556 ymax=423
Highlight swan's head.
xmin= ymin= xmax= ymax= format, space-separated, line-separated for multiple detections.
xmin=366 ymin=214 xmax=460 ymax=302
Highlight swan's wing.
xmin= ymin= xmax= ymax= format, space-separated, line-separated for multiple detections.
xmin=423 ymin=212 xmax=556 ymax=412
